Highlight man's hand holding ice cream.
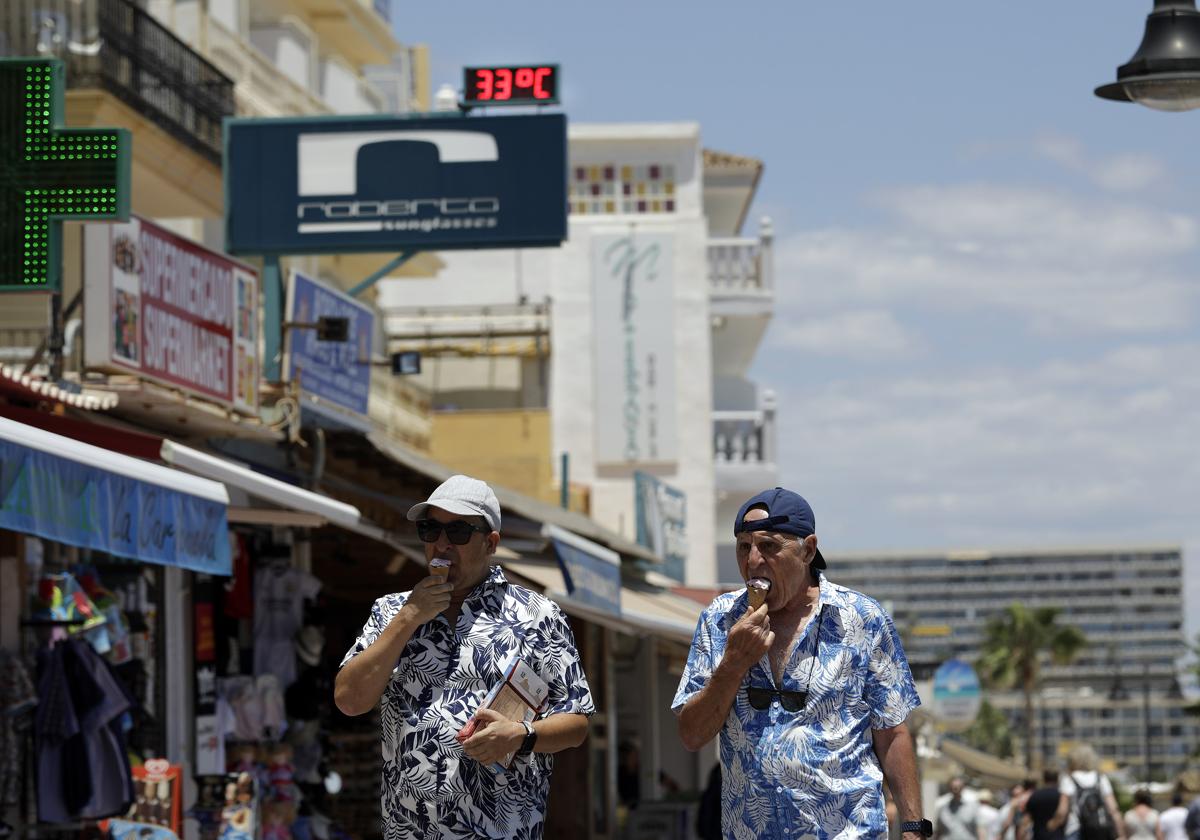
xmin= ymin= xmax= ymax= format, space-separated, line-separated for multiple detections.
xmin=400 ymin=561 xmax=453 ymax=624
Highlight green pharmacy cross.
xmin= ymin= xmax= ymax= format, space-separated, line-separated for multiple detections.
xmin=0 ymin=58 xmax=130 ymax=292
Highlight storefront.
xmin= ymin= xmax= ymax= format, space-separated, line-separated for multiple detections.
xmin=0 ymin=415 xmax=231 ymax=839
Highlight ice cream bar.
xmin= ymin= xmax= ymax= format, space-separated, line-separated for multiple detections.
xmin=429 ymin=558 xmax=451 ymax=578
xmin=747 ymin=578 xmax=771 ymax=609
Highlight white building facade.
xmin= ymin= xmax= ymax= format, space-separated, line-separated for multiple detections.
xmin=380 ymin=122 xmax=780 ymax=586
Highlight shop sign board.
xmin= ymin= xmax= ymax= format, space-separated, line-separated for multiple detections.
xmin=592 ymin=233 xmax=677 ymax=464
xmin=283 ymin=270 xmax=373 ymax=428
xmin=0 ymin=432 xmax=230 ymax=574
xmin=634 ymin=471 xmax=687 ymax=582
xmin=224 ymin=113 xmax=567 ymax=255
xmin=931 ymin=658 xmax=983 ymax=732
xmin=545 ymin=524 xmax=621 ymax=617
xmin=83 ymin=216 xmax=260 ymax=414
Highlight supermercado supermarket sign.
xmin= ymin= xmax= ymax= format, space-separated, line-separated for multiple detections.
xmin=84 ymin=217 xmax=259 ymax=413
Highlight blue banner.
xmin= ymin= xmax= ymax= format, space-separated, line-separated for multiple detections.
xmin=285 ymin=270 xmax=373 ymax=422
xmin=547 ymin=525 xmax=621 ymax=617
xmin=224 ymin=113 xmax=567 ymax=255
xmin=0 ymin=438 xmax=230 ymax=574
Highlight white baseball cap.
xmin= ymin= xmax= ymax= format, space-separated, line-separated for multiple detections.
xmin=406 ymin=474 xmax=502 ymax=531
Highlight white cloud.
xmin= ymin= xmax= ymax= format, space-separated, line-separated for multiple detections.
xmin=774 ymin=183 xmax=1199 ymax=336
xmin=773 ymin=309 xmax=921 ymax=359
xmin=1033 ymin=133 xmax=1167 ymax=193
xmin=758 ymin=160 xmax=1200 ymax=555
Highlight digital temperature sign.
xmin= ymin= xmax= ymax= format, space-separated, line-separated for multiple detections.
xmin=464 ymin=65 xmax=559 ymax=106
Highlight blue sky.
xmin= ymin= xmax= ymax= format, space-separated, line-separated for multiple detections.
xmin=394 ymin=2 xmax=1200 ymax=636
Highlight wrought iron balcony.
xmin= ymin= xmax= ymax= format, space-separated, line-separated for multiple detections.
xmin=2 ymin=0 xmax=235 ymax=163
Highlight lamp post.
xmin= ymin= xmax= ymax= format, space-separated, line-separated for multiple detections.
xmin=1096 ymin=0 xmax=1200 ymax=111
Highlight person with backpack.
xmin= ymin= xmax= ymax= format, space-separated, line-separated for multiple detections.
xmin=1058 ymin=745 xmax=1125 ymax=840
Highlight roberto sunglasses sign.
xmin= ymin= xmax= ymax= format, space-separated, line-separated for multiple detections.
xmin=84 ymin=217 xmax=259 ymax=414
xmin=223 ymin=113 xmax=567 ymax=255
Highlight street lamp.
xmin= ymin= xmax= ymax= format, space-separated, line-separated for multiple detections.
xmin=1095 ymin=0 xmax=1200 ymax=111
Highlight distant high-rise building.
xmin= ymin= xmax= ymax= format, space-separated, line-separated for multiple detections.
xmin=831 ymin=544 xmax=1197 ymax=780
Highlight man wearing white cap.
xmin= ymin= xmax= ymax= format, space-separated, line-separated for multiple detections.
xmin=335 ymin=475 xmax=594 ymax=839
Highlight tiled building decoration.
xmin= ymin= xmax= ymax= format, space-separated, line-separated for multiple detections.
xmin=569 ymin=164 xmax=676 ymax=215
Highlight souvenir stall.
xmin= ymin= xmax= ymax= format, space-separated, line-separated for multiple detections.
xmin=0 ymin=416 xmax=231 ymax=840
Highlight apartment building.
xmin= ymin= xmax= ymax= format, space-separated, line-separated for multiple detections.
xmin=832 ymin=544 xmax=1197 ymax=780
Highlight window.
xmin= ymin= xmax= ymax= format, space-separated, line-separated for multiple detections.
xmin=569 ymin=163 xmax=676 ymax=215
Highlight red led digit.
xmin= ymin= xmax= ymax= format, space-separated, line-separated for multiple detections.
xmin=533 ymin=67 xmax=552 ymax=99
xmin=475 ymin=68 xmax=494 ymax=99
xmin=494 ymin=67 xmax=513 ymax=100
xmin=515 ymin=67 xmax=535 ymax=90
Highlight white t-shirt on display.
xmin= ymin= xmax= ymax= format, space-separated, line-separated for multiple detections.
xmin=253 ymin=565 xmax=321 ymax=688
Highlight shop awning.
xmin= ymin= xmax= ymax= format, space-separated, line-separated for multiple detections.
xmin=502 ymin=554 xmax=701 ymax=643
xmin=0 ymin=416 xmax=231 ymax=574
xmin=160 ymin=440 xmax=404 ymax=551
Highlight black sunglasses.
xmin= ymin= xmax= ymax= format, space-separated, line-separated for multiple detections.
xmin=746 ymin=686 xmax=809 ymax=712
xmin=415 ymin=519 xmax=490 ymax=545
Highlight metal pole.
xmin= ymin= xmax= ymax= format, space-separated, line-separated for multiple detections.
xmin=1143 ymin=661 xmax=1151 ymax=782
xmin=560 ymin=452 xmax=569 ymax=509
xmin=349 ymin=251 xmax=417 ymax=297
xmin=263 ymin=254 xmax=283 ymax=382
xmin=48 ymin=291 xmax=63 ymax=381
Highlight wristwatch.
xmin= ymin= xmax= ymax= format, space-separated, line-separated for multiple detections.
xmin=516 ymin=721 xmax=538 ymax=756
xmin=901 ymin=820 xmax=933 ymax=837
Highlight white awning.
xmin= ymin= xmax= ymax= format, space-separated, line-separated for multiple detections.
xmin=2 ymin=416 xmax=227 ymax=504
xmin=160 ymin=440 xmax=403 ymax=549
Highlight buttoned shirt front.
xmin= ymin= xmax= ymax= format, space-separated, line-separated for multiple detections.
xmin=672 ymin=576 xmax=920 ymax=840
xmin=341 ymin=566 xmax=595 ymax=840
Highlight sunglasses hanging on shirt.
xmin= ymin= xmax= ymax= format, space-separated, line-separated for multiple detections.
xmin=745 ymin=605 xmax=826 ymax=713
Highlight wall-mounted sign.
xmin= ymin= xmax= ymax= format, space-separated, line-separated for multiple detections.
xmin=284 ymin=270 xmax=373 ymax=429
xmin=84 ymin=217 xmax=259 ymax=414
xmin=0 ymin=58 xmax=130 ymax=291
xmin=593 ymin=234 xmax=677 ymax=464
xmin=224 ymin=113 xmax=567 ymax=255
xmin=634 ymin=471 xmax=687 ymax=582
xmin=545 ymin=524 xmax=621 ymax=617
xmin=931 ymin=658 xmax=983 ymax=732
xmin=463 ymin=65 xmax=559 ymax=106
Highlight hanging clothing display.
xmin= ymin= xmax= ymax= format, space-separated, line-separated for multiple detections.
xmin=252 ymin=564 xmax=320 ymax=689
xmin=0 ymin=649 xmax=35 ymax=808
xmin=35 ymin=638 xmax=136 ymax=822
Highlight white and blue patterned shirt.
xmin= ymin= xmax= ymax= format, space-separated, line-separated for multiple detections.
xmin=672 ymin=576 xmax=920 ymax=840
xmin=341 ymin=565 xmax=595 ymax=840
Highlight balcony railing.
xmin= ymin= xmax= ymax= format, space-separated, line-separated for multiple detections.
xmin=2 ymin=0 xmax=235 ymax=163
xmin=713 ymin=393 xmax=777 ymax=466
xmin=708 ymin=218 xmax=774 ymax=296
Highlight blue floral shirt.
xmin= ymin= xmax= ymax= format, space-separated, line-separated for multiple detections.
xmin=341 ymin=566 xmax=595 ymax=840
xmin=672 ymin=576 xmax=920 ymax=840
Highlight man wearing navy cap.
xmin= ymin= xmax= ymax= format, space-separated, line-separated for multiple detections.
xmin=672 ymin=488 xmax=927 ymax=840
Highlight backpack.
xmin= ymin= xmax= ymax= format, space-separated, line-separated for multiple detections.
xmin=1072 ymin=774 xmax=1116 ymax=840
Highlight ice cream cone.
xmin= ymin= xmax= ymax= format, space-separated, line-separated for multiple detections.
xmin=430 ymin=558 xmax=451 ymax=578
xmin=747 ymin=578 xmax=770 ymax=609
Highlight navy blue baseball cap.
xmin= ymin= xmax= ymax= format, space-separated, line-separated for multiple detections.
xmin=734 ymin=487 xmax=826 ymax=570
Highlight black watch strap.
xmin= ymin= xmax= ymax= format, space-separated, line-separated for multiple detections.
xmin=516 ymin=721 xmax=538 ymax=756
xmin=901 ymin=820 xmax=933 ymax=837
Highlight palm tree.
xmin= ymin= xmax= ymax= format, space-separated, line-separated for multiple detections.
xmin=976 ymin=603 xmax=1087 ymax=772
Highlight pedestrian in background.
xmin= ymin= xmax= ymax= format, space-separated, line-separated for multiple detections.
xmin=1123 ymin=790 xmax=1161 ymax=840
xmin=936 ymin=777 xmax=984 ymax=840
xmin=1023 ymin=770 xmax=1070 ymax=840
xmin=1059 ymin=745 xmax=1124 ymax=840
xmin=673 ymin=488 xmax=926 ymax=839
xmin=1158 ymin=792 xmax=1188 ymax=840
